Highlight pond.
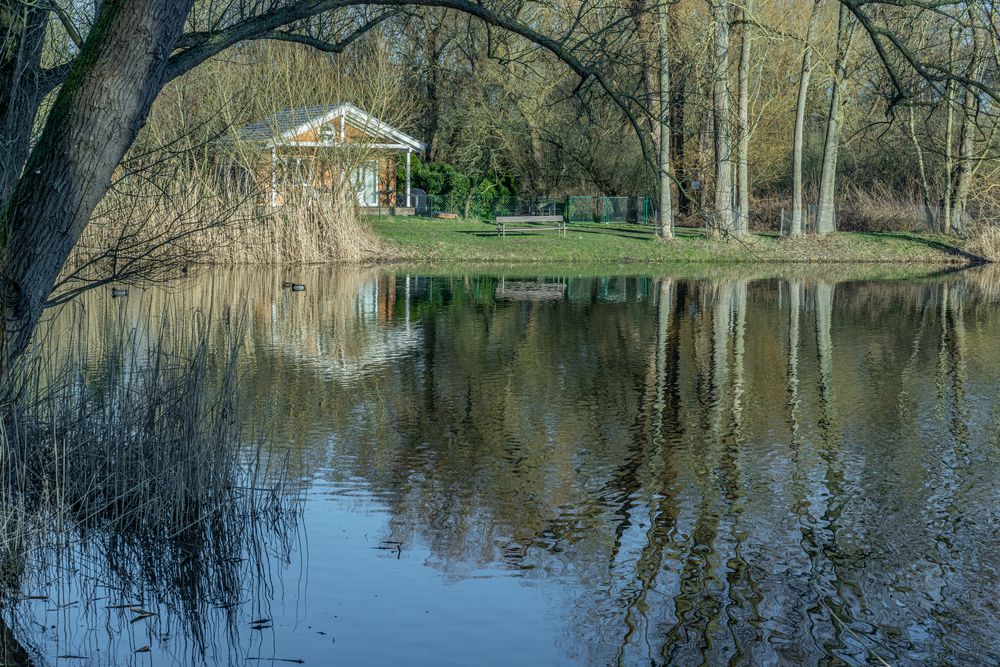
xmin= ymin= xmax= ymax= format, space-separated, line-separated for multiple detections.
xmin=5 ymin=265 xmax=1000 ymax=666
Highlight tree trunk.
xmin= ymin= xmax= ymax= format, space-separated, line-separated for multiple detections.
xmin=671 ymin=72 xmax=689 ymax=217
xmin=464 ymin=189 xmax=475 ymax=219
xmin=906 ymin=105 xmax=937 ymax=232
xmin=950 ymin=85 xmax=976 ymax=235
xmin=528 ymin=122 xmax=546 ymax=192
xmin=1 ymin=1 xmax=195 ymax=374
xmin=422 ymin=18 xmax=443 ymax=161
xmin=788 ymin=1 xmax=820 ymax=237
xmin=946 ymin=13 xmax=985 ymax=236
xmin=657 ymin=3 xmax=675 ymax=239
xmin=697 ymin=92 xmax=712 ymax=215
xmin=735 ymin=0 xmax=752 ymax=237
xmin=815 ymin=4 xmax=857 ymax=236
xmin=0 ymin=617 xmax=33 ymax=667
xmin=941 ymin=23 xmax=959 ymax=233
xmin=0 ymin=5 xmax=49 ymax=205
xmin=710 ymin=0 xmax=734 ymax=236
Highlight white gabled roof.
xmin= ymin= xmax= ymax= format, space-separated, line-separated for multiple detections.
xmin=235 ymin=102 xmax=427 ymax=153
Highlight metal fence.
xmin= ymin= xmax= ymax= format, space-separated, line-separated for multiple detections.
xmin=567 ymin=196 xmax=652 ymax=225
xmin=413 ymin=194 xmax=652 ymax=224
xmin=479 ymin=196 xmax=567 ymax=220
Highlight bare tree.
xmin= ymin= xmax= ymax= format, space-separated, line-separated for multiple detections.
xmin=657 ymin=1 xmax=675 ymax=238
xmin=788 ymin=0 xmax=822 ymax=237
xmin=816 ymin=2 xmax=858 ymax=235
xmin=710 ymin=0 xmax=734 ymax=236
xmin=735 ymin=0 xmax=753 ymax=237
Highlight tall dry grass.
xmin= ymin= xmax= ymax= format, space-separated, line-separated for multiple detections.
xmin=748 ymin=183 xmax=942 ymax=234
xmin=70 ymin=177 xmax=397 ymax=288
xmin=204 ymin=190 xmax=394 ymax=265
xmin=965 ymin=224 xmax=1000 ymax=262
xmin=834 ymin=183 xmax=928 ymax=232
xmin=0 ymin=298 xmax=300 ymax=659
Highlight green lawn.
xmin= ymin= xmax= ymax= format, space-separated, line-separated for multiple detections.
xmin=367 ymin=216 xmax=980 ymax=266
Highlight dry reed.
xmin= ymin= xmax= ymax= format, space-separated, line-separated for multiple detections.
xmin=965 ymin=223 xmax=1000 ymax=263
xmin=203 ymin=190 xmax=394 ymax=265
xmin=74 ymin=178 xmax=395 ymax=276
xmin=0 ymin=296 xmax=301 ymax=659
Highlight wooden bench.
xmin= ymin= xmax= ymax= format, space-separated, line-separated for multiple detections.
xmin=496 ymin=215 xmax=567 ymax=237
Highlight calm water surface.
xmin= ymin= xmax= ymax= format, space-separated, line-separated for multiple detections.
xmin=10 ymin=266 xmax=1000 ymax=665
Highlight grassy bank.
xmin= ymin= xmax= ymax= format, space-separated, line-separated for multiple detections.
xmin=368 ymin=216 xmax=981 ymax=265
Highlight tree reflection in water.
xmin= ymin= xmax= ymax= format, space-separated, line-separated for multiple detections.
xmin=5 ymin=265 xmax=1000 ymax=665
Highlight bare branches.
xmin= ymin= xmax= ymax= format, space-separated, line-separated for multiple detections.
xmin=247 ymin=9 xmax=400 ymax=53
xmin=843 ymin=0 xmax=999 ymax=108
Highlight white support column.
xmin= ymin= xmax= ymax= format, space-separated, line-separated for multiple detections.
xmin=339 ymin=115 xmax=345 ymax=144
xmin=405 ymin=150 xmax=412 ymax=208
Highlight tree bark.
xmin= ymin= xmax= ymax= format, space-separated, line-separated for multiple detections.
xmin=788 ymin=1 xmax=821 ymax=237
xmin=0 ymin=617 xmax=34 ymax=667
xmin=735 ymin=0 xmax=752 ymax=237
xmin=656 ymin=2 xmax=674 ymax=238
xmin=815 ymin=4 xmax=856 ymax=236
xmin=939 ymin=22 xmax=959 ymax=233
xmin=906 ymin=105 xmax=937 ymax=232
xmin=950 ymin=83 xmax=977 ymax=235
xmin=422 ymin=16 xmax=444 ymax=161
xmin=0 ymin=4 xmax=49 ymax=205
xmin=710 ymin=0 xmax=734 ymax=236
xmin=527 ymin=121 xmax=547 ymax=192
xmin=1 ymin=1 xmax=195 ymax=372
xmin=671 ymin=70 xmax=689 ymax=217
xmin=942 ymin=75 xmax=956 ymax=232
xmin=698 ymin=97 xmax=712 ymax=213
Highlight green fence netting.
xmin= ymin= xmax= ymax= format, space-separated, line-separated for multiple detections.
xmin=420 ymin=194 xmax=652 ymax=225
xmin=567 ymin=196 xmax=652 ymax=225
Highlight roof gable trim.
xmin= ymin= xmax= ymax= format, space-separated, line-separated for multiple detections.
xmin=278 ymin=103 xmax=426 ymax=152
